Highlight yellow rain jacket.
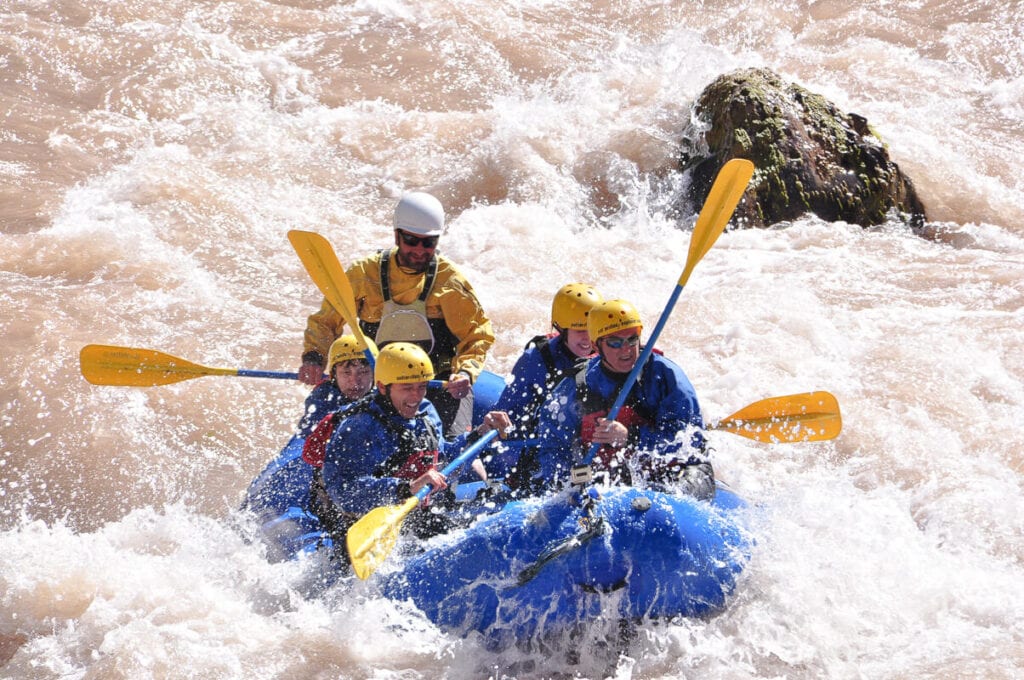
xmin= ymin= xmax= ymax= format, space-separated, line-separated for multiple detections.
xmin=302 ymin=248 xmax=494 ymax=382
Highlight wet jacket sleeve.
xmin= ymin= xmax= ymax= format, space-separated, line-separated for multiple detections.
xmin=531 ymin=379 xmax=584 ymax=487
xmin=492 ymin=347 xmax=547 ymax=433
xmin=297 ymin=382 xmax=334 ymax=436
xmin=633 ymin=356 xmax=706 ymax=456
xmin=435 ymin=272 xmax=494 ymax=382
xmin=302 ymin=298 xmax=345 ymax=364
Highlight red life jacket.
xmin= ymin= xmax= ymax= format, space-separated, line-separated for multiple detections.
xmin=302 ymin=411 xmax=340 ymax=468
xmin=575 ymin=363 xmax=655 ymax=471
xmin=301 ymin=393 xmax=441 ymax=481
xmin=580 ymin=405 xmax=651 ymax=468
xmin=380 ymin=449 xmax=439 ymax=480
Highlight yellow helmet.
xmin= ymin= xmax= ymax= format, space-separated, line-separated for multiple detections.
xmin=328 ymin=335 xmax=378 ymax=370
xmin=551 ymin=283 xmax=604 ymax=331
xmin=374 ymin=342 xmax=435 ymax=385
xmin=588 ymin=299 xmax=643 ymax=344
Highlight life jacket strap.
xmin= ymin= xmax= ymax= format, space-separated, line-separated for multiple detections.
xmin=379 ymin=248 xmax=438 ymax=303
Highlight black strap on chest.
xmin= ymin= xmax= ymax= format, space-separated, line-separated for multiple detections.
xmin=574 ymin=364 xmax=652 ymax=421
xmin=363 ymin=250 xmax=457 ymax=376
xmin=526 ymin=334 xmax=581 ymax=392
xmin=368 ymin=393 xmax=442 ymax=477
xmin=534 ymin=336 xmax=558 ymax=375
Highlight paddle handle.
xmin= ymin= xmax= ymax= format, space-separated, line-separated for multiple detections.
xmin=581 ymin=284 xmax=683 ymax=466
xmin=415 ymin=429 xmax=500 ymax=501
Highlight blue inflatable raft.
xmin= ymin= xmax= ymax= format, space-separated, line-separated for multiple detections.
xmin=380 ymin=484 xmax=748 ymax=647
xmin=241 ymin=370 xmax=751 ymax=646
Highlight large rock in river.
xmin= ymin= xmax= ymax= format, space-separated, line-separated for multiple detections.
xmin=680 ymin=68 xmax=926 ymax=229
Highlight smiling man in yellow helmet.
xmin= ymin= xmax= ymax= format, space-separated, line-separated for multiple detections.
xmin=315 ymin=343 xmax=510 ymax=558
xmin=525 ymin=299 xmax=714 ymax=499
xmin=298 ymin=192 xmax=495 ymax=437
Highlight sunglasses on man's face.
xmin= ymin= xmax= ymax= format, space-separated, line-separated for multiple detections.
xmin=601 ymin=334 xmax=640 ymax=349
xmin=398 ymin=231 xmax=439 ymax=249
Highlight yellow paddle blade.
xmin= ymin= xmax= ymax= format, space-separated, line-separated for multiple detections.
xmin=287 ymin=230 xmax=372 ymax=353
xmin=678 ymin=158 xmax=755 ymax=288
xmin=80 ymin=344 xmax=235 ymax=387
xmin=713 ymin=391 xmax=841 ymax=443
xmin=347 ymin=496 xmax=421 ymax=580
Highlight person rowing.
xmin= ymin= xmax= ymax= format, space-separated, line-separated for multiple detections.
xmin=308 ymin=342 xmax=510 ymax=565
xmin=523 ymin=298 xmax=715 ymax=499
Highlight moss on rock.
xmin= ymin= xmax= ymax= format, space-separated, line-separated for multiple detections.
xmin=679 ymin=68 xmax=926 ymax=230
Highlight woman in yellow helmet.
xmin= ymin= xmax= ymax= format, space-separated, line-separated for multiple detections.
xmin=497 ymin=283 xmax=604 ymax=424
xmin=491 ymin=283 xmax=604 ymax=485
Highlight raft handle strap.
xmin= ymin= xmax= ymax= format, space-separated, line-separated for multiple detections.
xmin=515 ymin=516 xmax=605 ymax=587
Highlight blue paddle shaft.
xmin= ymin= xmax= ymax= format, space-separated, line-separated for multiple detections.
xmin=237 ymin=366 xmax=442 ymax=388
xmin=237 ymin=369 xmax=301 ymax=380
xmin=581 ymin=284 xmax=684 ymax=466
xmin=415 ymin=429 xmax=500 ymax=501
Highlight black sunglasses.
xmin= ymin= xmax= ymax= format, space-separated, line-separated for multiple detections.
xmin=397 ymin=231 xmax=439 ymax=249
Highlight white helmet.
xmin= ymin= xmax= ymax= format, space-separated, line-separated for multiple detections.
xmin=394 ymin=191 xmax=445 ymax=237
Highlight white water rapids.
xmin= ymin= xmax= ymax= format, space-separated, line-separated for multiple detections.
xmin=2 ymin=1 xmax=1022 ymax=677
